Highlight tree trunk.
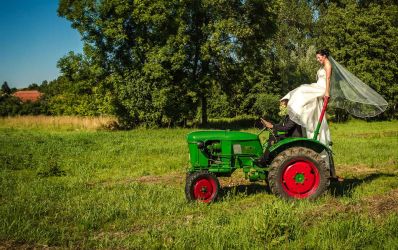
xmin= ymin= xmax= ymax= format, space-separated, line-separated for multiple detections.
xmin=200 ymin=95 xmax=207 ymax=126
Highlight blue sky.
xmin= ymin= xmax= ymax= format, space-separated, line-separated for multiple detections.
xmin=0 ymin=0 xmax=83 ymax=88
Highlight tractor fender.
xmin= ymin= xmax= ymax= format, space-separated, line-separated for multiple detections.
xmin=268 ymin=138 xmax=336 ymax=178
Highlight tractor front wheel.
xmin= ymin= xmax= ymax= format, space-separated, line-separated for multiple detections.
xmin=268 ymin=147 xmax=330 ymax=200
xmin=185 ymin=171 xmax=220 ymax=203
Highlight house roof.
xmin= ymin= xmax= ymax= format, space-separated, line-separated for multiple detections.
xmin=13 ymin=90 xmax=43 ymax=102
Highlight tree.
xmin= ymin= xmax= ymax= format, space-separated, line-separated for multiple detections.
xmin=236 ymin=0 xmax=317 ymax=121
xmin=58 ymin=0 xmax=279 ymax=127
xmin=270 ymin=0 xmax=317 ymax=95
xmin=45 ymin=51 xmax=115 ymax=116
xmin=184 ymin=0 xmax=279 ymax=124
xmin=1 ymin=81 xmax=11 ymax=95
xmin=315 ymin=1 xmax=398 ymax=118
xmin=0 ymin=95 xmax=21 ymax=116
xmin=55 ymin=0 xmax=397 ymax=123
xmin=27 ymin=83 xmax=40 ymax=90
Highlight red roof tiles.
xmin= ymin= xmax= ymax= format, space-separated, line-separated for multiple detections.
xmin=13 ymin=90 xmax=43 ymax=102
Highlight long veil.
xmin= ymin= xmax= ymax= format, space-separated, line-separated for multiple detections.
xmin=329 ymin=57 xmax=388 ymax=117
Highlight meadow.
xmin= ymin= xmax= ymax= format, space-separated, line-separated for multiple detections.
xmin=0 ymin=117 xmax=397 ymax=249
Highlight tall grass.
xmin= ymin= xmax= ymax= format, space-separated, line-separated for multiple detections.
xmin=0 ymin=115 xmax=117 ymax=131
xmin=0 ymin=118 xmax=397 ymax=249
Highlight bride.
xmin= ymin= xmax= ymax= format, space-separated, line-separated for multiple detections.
xmin=281 ymin=49 xmax=332 ymax=146
xmin=280 ymin=48 xmax=388 ymax=147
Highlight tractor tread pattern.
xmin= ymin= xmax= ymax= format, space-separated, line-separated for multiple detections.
xmin=268 ymin=146 xmax=330 ymax=200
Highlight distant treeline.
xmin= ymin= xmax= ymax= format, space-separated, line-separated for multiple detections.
xmin=1 ymin=0 xmax=397 ymax=127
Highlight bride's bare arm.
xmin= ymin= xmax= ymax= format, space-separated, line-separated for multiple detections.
xmin=325 ymin=61 xmax=332 ymax=97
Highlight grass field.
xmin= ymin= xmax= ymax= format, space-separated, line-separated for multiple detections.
xmin=0 ymin=117 xmax=398 ymax=249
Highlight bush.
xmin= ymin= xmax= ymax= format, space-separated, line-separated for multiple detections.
xmin=0 ymin=95 xmax=21 ymax=116
xmin=114 ymin=72 xmax=195 ymax=128
xmin=0 ymin=95 xmax=49 ymax=116
xmin=252 ymin=93 xmax=280 ymax=122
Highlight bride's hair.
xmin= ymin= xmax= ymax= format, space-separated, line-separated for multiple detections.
xmin=316 ymin=49 xmax=330 ymax=58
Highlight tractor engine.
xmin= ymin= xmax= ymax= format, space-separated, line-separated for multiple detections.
xmin=187 ymin=130 xmax=263 ymax=176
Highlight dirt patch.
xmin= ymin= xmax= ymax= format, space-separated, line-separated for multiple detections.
xmin=89 ymin=170 xmax=264 ymax=188
xmin=218 ymin=171 xmax=258 ymax=187
xmin=0 ymin=241 xmax=55 ymax=250
xmin=136 ymin=171 xmax=266 ymax=189
xmin=90 ymin=164 xmax=395 ymax=189
xmin=87 ymin=172 xmax=184 ymax=188
xmin=347 ymin=131 xmax=398 ymax=138
xmin=135 ymin=172 xmax=184 ymax=185
xmin=93 ymin=230 xmax=130 ymax=241
xmin=306 ymin=188 xmax=398 ymax=222
xmin=336 ymin=164 xmax=379 ymax=174
xmin=335 ymin=164 xmax=396 ymax=177
xmin=363 ymin=189 xmax=398 ymax=216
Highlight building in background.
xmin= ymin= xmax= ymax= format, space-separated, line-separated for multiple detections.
xmin=13 ymin=90 xmax=43 ymax=102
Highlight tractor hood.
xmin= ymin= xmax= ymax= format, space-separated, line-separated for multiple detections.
xmin=187 ymin=130 xmax=258 ymax=142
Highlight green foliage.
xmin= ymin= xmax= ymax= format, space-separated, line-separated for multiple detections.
xmin=207 ymin=85 xmax=236 ymax=118
xmin=206 ymin=115 xmax=258 ymax=129
xmin=269 ymin=0 xmax=318 ymax=95
xmin=0 ymin=95 xmax=21 ymax=116
xmin=44 ymin=52 xmax=115 ymax=116
xmin=0 ymin=95 xmax=49 ymax=117
xmin=56 ymin=0 xmax=280 ymax=127
xmin=316 ymin=1 xmax=398 ymax=119
xmin=1 ymin=81 xmax=11 ymax=95
xmin=252 ymin=93 xmax=281 ymax=122
xmin=5 ymin=1 xmax=398 ymax=123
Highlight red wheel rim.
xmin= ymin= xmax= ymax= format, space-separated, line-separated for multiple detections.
xmin=193 ymin=177 xmax=217 ymax=203
xmin=281 ymin=159 xmax=320 ymax=199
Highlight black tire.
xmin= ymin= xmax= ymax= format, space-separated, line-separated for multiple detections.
xmin=185 ymin=170 xmax=220 ymax=203
xmin=268 ymin=147 xmax=330 ymax=200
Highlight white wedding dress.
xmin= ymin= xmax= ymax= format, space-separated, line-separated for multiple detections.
xmin=281 ymin=68 xmax=331 ymax=147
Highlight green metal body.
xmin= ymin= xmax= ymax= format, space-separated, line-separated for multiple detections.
xmin=187 ymin=130 xmax=263 ymax=179
xmin=187 ymin=130 xmax=335 ymax=181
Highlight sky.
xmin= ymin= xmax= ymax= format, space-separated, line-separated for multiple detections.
xmin=0 ymin=0 xmax=83 ymax=89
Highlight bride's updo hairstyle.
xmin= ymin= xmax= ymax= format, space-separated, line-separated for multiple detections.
xmin=316 ymin=49 xmax=330 ymax=58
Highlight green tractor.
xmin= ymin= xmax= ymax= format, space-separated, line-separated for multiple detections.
xmin=185 ymin=97 xmax=337 ymax=202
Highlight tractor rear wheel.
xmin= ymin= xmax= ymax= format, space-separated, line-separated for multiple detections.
xmin=185 ymin=171 xmax=220 ymax=203
xmin=268 ymin=147 xmax=330 ymax=200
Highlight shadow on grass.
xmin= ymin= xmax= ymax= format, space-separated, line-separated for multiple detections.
xmin=330 ymin=173 xmax=397 ymax=197
xmin=220 ymin=183 xmax=271 ymax=199
xmin=216 ymin=173 xmax=397 ymax=200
